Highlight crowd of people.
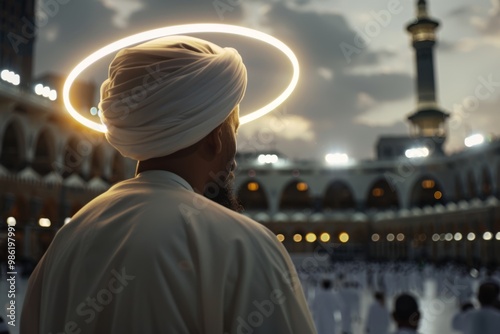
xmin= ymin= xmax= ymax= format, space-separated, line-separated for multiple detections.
xmin=294 ymin=260 xmax=500 ymax=333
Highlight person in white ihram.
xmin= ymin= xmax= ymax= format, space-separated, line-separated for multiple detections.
xmin=452 ymin=281 xmax=500 ymax=334
xmin=20 ymin=36 xmax=317 ymax=334
xmin=391 ymin=293 xmax=421 ymax=334
xmin=311 ymin=279 xmax=344 ymax=334
xmin=365 ymin=292 xmax=390 ymax=334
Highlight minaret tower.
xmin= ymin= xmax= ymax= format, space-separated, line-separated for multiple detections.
xmin=406 ymin=0 xmax=449 ymax=148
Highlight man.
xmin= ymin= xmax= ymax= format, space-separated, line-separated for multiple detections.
xmin=365 ymin=292 xmax=390 ymax=334
xmin=452 ymin=281 xmax=500 ymax=334
xmin=311 ymin=279 xmax=344 ymax=334
xmin=391 ymin=293 xmax=421 ymax=334
xmin=21 ymin=36 xmax=316 ymax=334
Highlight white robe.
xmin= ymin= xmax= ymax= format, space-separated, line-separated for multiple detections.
xmin=21 ymin=171 xmax=316 ymax=334
xmin=452 ymin=307 xmax=500 ymax=334
xmin=311 ymin=288 xmax=343 ymax=334
xmin=365 ymin=301 xmax=390 ymax=334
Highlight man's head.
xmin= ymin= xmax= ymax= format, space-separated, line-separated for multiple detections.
xmin=201 ymin=106 xmax=243 ymax=212
xmin=321 ymin=279 xmax=332 ymax=290
xmin=374 ymin=292 xmax=385 ymax=305
xmin=99 ymin=36 xmax=247 ymax=161
xmin=477 ymin=281 xmax=500 ymax=307
xmin=392 ymin=293 xmax=420 ymax=330
xmin=98 ymin=36 xmax=247 ymax=209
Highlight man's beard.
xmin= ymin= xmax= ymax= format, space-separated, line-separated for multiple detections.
xmin=203 ymin=177 xmax=243 ymax=213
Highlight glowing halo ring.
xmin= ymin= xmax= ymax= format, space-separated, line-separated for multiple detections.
xmin=63 ymin=23 xmax=300 ymax=133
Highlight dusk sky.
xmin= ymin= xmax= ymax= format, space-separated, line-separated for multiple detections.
xmin=33 ymin=0 xmax=500 ymax=161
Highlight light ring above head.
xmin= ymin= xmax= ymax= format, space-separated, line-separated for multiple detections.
xmin=63 ymin=23 xmax=300 ymax=133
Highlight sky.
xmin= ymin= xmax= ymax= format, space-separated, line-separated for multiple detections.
xmin=33 ymin=0 xmax=500 ymax=161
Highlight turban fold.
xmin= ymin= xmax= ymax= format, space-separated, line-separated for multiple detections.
xmin=99 ymin=36 xmax=247 ymax=161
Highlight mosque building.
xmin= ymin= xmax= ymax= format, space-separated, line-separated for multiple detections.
xmin=234 ymin=0 xmax=500 ymax=265
xmin=0 ymin=0 xmax=498 ymax=266
xmin=0 ymin=0 xmax=135 ymax=262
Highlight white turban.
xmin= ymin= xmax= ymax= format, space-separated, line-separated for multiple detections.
xmin=99 ymin=36 xmax=247 ymax=161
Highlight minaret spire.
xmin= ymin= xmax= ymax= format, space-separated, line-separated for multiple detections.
xmin=417 ymin=0 xmax=428 ymax=18
xmin=406 ymin=0 xmax=449 ymax=150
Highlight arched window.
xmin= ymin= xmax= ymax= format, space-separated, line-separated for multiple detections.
xmin=323 ymin=181 xmax=355 ymax=210
xmin=409 ymin=176 xmax=445 ymax=208
xmin=481 ymin=167 xmax=493 ymax=199
xmin=279 ymin=180 xmax=312 ymax=211
xmin=237 ymin=180 xmax=269 ymax=211
xmin=32 ymin=129 xmax=54 ymax=175
xmin=366 ymin=178 xmax=399 ymax=210
xmin=0 ymin=122 xmax=24 ymax=172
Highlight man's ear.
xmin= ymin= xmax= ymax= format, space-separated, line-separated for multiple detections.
xmin=409 ymin=311 xmax=420 ymax=326
xmin=206 ymin=124 xmax=224 ymax=156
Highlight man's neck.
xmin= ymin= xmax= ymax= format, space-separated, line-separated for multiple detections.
xmin=136 ymin=160 xmax=206 ymax=194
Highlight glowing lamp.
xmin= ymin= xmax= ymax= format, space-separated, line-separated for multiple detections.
xmin=464 ymin=134 xmax=484 ymax=148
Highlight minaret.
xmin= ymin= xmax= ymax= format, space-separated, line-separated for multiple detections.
xmin=406 ymin=0 xmax=449 ymax=147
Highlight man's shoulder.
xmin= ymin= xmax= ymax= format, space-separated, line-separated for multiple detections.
xmin=182 ymin=193 xmax=275 ymax=239
xmin=473 ymin=307 xmax=500 ymax=318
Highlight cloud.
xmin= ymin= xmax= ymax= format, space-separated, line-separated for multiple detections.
xmin=446 ymin=93 xmax=500 ymax=153
xmin=262 ymin=2 xmax=382 ymax=69
xmin=239 ymin=112 xmax=315 ymax=144
xmin=305 ymin=120 xmax=409 ymax=160
xmin=259 ymin=3 xmax=413 ymax=107
xmin=463 ymin=0 xmax=500 ymax=47
xmin=129 ymin=0 xmax=245 ymax=27
xmin=436 ymin=39 xmax=460 ymax=52
xmin=355 ymin=98 xmax=413 ymax=127
xmin=33 ymin=0 xmax=246 ymax=75
xmin=317 ymin=67 xmax=334 ymax=81
xmin=343 ymin=72 xmax=413 ymax=101
xmin=99 ymin=0 xmax=144 ymax=28
xmin=441 ymin=1 xmax=500 ymax=50
xmin=41 ymin=25 xmax=59 ymax=42
xmin=473 ymin=0 xmax=500 ymax=35
xmin=447 ymin=5 xmax=476 ymax=18
xmin=356 ymin=92 xmax=377 ymax=110
xmin=34 ymin=1 xmax=118 ymax=76
xmin=237 ymin=2 xmax=416 ymax=159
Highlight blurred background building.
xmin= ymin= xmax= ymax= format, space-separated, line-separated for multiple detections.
xmin=0 ymin=0 xmax=498 ymax=268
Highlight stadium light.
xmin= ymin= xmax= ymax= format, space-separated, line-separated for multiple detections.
xmin=38 ymin=218 xmax=51 ymax=227
xmin=405 ymin=147 xmax=429 ymax=158
xmin=258 ymin=154 xmax=279 ymax=164
xmin=325 ymin=153 xmax=349 ymax=165
xmin=464 ymin=134 xmax=484 ymax=148
xmin=6 ymin=217 xmax=16 ymax=226
xmin=1 ymin=69 xmax=20 ymax=86
xmin=34 ymin=83 xmax=58 ymax=101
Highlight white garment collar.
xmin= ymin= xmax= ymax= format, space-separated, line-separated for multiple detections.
xmin=135 ymin=170 xmax=194 ymax=192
